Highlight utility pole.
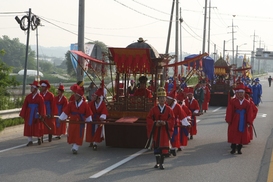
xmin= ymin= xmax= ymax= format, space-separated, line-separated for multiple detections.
xmin=163 ymin=0 xmax=175 ymax=83
xmin=251 ymin=31 xmax=258 ymax=74
xmin=174 ymin=0 xmax=179 ymax=77
xmin=232 ymin=16 xmax=236 ymax=65
xmin=223 ymin=40 xmax=226 ymax=60
xmin=207 ymin=0 xmax=216 ymax=55
xmin=179 ymin=7 xmax=184 ymax=75
xmin=227 ymin=16 xmax=237 ymax=65
xmin=77 ymin=0 xmax=85 ymax=82
xmin=202 ymin=0 xmax=208 ymax=53
xmin=165 ymin=0 xmax=175 ymax=54
xmin=36 ymin=27 xmax=39 ymax=81
xmin=258 ymin=38 xmax=263 ymax=74
xmin=213 ymin=44 xmax=216 ymax=61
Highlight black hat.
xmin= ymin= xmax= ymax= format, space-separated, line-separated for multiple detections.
xmin=137 ymin=37 xmax=144 ymax=42
xmin=139 ymin=76 xmax=148 ymax=83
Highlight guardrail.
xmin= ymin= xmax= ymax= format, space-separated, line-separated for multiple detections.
xmin=0 ymin=108 xmax=21 ymax=120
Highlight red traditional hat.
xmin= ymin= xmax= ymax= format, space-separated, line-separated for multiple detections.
xmin=58 ymin=85 xmax=65 ymax=92
xmin=245 ymin=87 xmax=252 ymax=94
xmin=75 ymin=87 xmax=84 ymax=96
xmin=186 ymin=87 xmax=194 ymax=94
xmin=167 ymin=90 xmax=177 ymax=100
xmin=29 ymin=80 xmax=40 ymax=88
xmin=95 ymin=88 xmax=104 ymax=97
xmin=40 ymin=80 xmax=51 ymax=89
xmin=70 ymin=84 xmax=80 ymax=93
xmin=234 ymin=83 xmax=245 ymax=92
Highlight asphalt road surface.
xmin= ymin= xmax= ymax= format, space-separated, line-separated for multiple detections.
xmin=0 ymin=76 xmax=273 ymax=182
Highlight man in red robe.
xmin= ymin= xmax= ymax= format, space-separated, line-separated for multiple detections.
xmin=54 ymin=84 xmax=68 ymax=139
xmin=59 ymin=84 xmax=93 ymax=154
xmin=176 ymin=86 xmax=185 ymax=105
xmin=184 ymin=87 xmax=200 ymax=140
xmin=69 ymin=81 xmax=86 ymax=102
xmin=133 ymin=76 xmax=153 ymax=98
xmin=86 ymin=87 xmax=108 ymax=150
xmin=202 ymin=81 xmax=210 ymax=113
xmin=146 ymin=87 xmax=175 ymax=170
xmin=166 ymin=89 xmax=189 ymax=156
xmin=245 ymin=87 xmax=258 ymax=143
xmin=20 ymin=80 xmax=46 ymax=146
xmin=225 ymin=83 xmax=252 ymax=154
xmin=40 ymin=80 xmax=57 ymax=142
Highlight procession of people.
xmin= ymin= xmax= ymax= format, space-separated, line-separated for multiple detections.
xmin=19 ymin=74 xmax=260 ymax=169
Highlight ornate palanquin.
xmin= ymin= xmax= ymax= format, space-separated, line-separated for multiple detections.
xmin=210 ymin=57 xmax=232 ymax=106
xmin=103 ymin=47 xmax=169 ymax=148
xmin=70 ymin=47 xmax=170 ymax=148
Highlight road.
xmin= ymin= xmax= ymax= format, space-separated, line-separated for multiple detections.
xmin=0 ymin=76 xmax=273 ymax=182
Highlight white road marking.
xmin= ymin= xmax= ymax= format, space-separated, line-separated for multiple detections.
xmin=197 ymin=120 xmax=200 ymax=123
xmin=212 ymin=107 xmax=222 ymax=112
xmin=0 ymin=144 xmax=26 ymax=153
xmin=0 ymin=138 xmax=48 ymax=153
xmin=89 ymin=148 xmax=148 ymax=178
xmin=261 ymin=114 xmax=267 ymax=118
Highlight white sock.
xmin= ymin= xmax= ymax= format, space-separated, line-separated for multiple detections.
xmin=72 ymin=144 xmax=79 ymax=150
xmin=28 ymin=137 xmax=32 ymax=142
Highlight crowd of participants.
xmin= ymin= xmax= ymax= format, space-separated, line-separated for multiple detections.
xmin=20 ymin=80 xmax=108 ymax=154
xmin=19 ymin=75 xmax=262 ymax=169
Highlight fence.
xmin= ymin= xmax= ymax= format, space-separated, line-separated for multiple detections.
xmin=0 ymin=108 xmax=21 ymax=120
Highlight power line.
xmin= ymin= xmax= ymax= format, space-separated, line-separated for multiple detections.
xmin=39 ymin=15 xmax=159 ymax=30
xmin=37 ymin=15 xmax=94 ymax=43
xmin=131 ymin=0 xmax=170 ymax=15
xmin=183 ymin=20 xmax=203 ymax=39
xmin=113 ymin=0 xmax=169 ymax=22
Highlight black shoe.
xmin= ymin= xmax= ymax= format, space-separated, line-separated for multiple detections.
xmin=72 ymin=149 xmax=77 ymax=154
xmin=26 ymin=141 xmax=33 ymax=146
xmin=178 ymin=148 xmax=182 ymax=151
xmin=230 ymin=144 xmax=236 ymax=154
xmin=159 ymin=164 xmax=164 ymax=170
xmin=38 ymin=139 xmax=41 ymax=145
xmin=154 ymin=164 xmax=159 ymax=168
xmin=48 ymin=134 xmax=52 ymax=142
xmin=55 ymin=136 xmax=61 ymax=139
xmin=237 ymin=144 xmax=242 ymax=154
xmin=170 ymin=149 xmax=176 ymax=156
xmin=159 ymin=155 xmax=165 ymax=170
xmin=93 ymin=144 xmax=97 ymax=151
xmin=190 ymin=135 xmax=193 ymax=139
xmin=89 ymin=143 xmax=93 ymax=147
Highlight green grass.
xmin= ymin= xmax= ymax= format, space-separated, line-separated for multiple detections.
xmin=0 ymin=118 xmax=24 ymax=132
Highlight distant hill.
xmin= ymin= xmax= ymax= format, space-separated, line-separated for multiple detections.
xmin=30 ymin=45 xmax=69 ymax=58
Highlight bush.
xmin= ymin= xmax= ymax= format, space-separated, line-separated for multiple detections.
xmin=0 ymin=96 xmax=24 ymax=110
xmin=0 ymin=117 xmax=24 ymax=132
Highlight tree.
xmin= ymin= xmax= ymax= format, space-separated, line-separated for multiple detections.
xmin=65 ymin=51 xmax=76 ymax=77
xmin=39 ymin=60 xmax=54 ymax=73
xmin=93 ymin=40 xmax=108 ymax=53
xmin=0 ymin=50 xmax=19 ymax=96
xmin=0 ymin=35 xmax=36 ymax=72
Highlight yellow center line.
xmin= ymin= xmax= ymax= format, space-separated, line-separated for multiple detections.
xmin=268 ymin=151 xmax=273 ymax=182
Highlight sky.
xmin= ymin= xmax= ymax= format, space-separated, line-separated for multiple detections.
xmin=1 ymin=0 xmax=273 ymax=60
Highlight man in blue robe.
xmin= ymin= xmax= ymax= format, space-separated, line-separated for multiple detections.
xmin=251 ymin=78 xmax=262 ymax=106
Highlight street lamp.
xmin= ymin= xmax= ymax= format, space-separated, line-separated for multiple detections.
xmin=235 ymin=43 xmax=247 ymax=66
xmin=15 ymin=9 xmax=41 ymax=96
